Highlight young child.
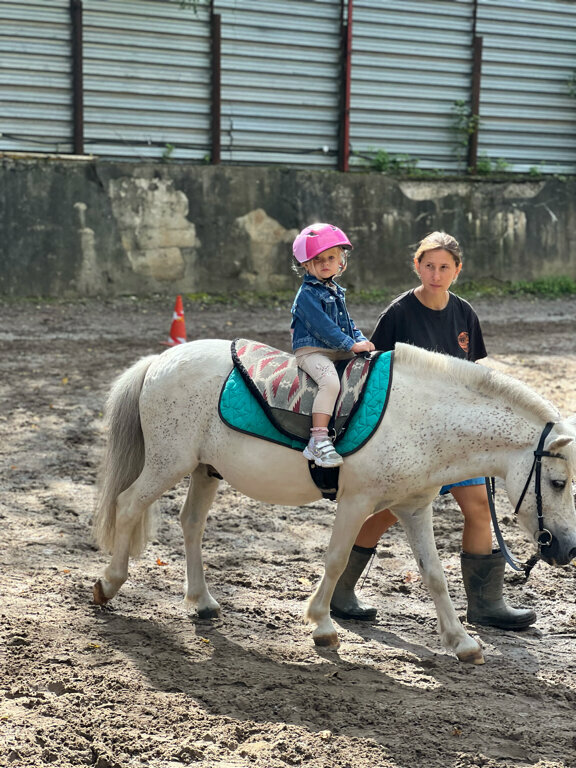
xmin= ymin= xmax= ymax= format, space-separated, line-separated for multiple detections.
xmin=291 ymin=223 xmax=375 ymax=467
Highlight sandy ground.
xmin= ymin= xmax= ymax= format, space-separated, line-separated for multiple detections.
xmin=1 ymin=294 xmax=576 ymax=768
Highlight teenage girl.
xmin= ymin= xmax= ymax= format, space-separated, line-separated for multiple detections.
xmin=330 ymin=231 xmax=536 ymax=631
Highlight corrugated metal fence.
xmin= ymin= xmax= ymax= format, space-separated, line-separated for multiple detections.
xmin=82 ymin=1 xmax=212 ymax=160
xmin=476 ymin=0 xmax=576 ymax=173
xmin=1 ymin=1 xmax=74 ymax=153
xmin=351 ymin=0 xmax=476 ymax=172
xmin=1 ymin=0 xmax=575 ymax=173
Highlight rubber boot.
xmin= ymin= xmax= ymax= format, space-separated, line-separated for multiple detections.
xmin=461 ymin=550 xmax=537 ymax=630
xmin=330 ymin=545 xmax=378 ymax=621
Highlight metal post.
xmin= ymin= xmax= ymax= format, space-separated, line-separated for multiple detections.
xmin=467 ymin=35 xmax=483 ymax=174
xmin=70 ymin=0 xmax=84 ymax=155
xmin=211 ymin=11 xmax=221 ymax=165
xmin=338 ymin=0 xmax=353 ymax=172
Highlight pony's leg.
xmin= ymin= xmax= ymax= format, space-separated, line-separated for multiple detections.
xmin=306 ymin=497 xmax=369 ymax=648
xmin=94 ymin=473 xmax=160 ymax=605
xmin=398 ymin=504 xmax=484 ymax=664
xmin=94 ymin=465 xmax=186 ymax=604
xmin=180 ymin=465 xmax=221 ymax=619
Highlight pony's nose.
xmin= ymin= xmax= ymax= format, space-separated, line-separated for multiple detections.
xmin=539 ymin=534 xmax=560 ymax=564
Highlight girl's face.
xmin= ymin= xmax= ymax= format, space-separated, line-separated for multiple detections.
xmin=304 ymin=246 xmax=344 ymax=280
xmin=414 ymin=248 xmax=461 ymax=293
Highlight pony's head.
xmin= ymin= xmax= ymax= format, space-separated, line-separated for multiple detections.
xmin=508 ymin=417 xmax=576 ymax=567
xmin=393 ymin=344 xmax=576 ymax=568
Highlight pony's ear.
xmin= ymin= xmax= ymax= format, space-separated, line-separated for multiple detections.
xmin=548 ymin=435 xmax=574 ymax=452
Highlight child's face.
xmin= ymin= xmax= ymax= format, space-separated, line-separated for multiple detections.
xmin=304 ymin=247 xmax=344 ymax=280
xmin=414 ymin=248 xmax=461 ymax=293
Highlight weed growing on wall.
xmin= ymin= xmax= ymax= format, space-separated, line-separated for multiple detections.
xmin=161 ymin=144 xmax=175 ymax=163
xmin=353 ymin=149 xmax=442 ymax=178
xmin=367 ymin=149 xmax=419 ymax=175
xmin=475 ymin=154 xmax=510 ymax=175
xmin=451 ymin=100 xmax=480 ymax=170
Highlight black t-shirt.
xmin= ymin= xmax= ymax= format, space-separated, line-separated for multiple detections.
xmin=370 ymin=289 xmax=487 ymax=362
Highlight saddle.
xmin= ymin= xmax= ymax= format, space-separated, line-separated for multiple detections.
xmin=218 ymin=338 xmax=394 ymax=457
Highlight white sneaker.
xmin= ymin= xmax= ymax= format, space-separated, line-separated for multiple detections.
xmin=303 ymin=438 xmax=344 ymax=468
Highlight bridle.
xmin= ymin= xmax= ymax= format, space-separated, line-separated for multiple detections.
xmin=487 ymin=421 xmax=567 ymax=578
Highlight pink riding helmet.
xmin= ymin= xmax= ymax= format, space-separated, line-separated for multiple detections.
xmin=292 ymin=223 xmax=352 ymax=264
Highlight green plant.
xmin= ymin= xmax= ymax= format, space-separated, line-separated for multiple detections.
xmin=161 ymin=143 xmax=175 ymax=162
xmin=475 ymin=154 xmax=510 ymax=175
xmin=368 ymin=148 xmax=419 ymax=176
xmin=508 ymin=276 xmax=576 ymax=297
xmin=346 ymin=289 xmax=397 ymax=305
xmin=451 ymin=100 xmax=480 ymax=168
xmin=454 ymin=276 xmax=576 ymax=300
xmin=493 ymin=157 xmax=510 ymax=172
xmin=369 ymin=149 xmax=391 ymax=172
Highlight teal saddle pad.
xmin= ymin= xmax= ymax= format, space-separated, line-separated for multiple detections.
xmin=218 ymin=339 xmax=394 ymax=457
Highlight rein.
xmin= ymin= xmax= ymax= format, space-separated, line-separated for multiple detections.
xmin=487 ymin=421 xmax=566 ymax=579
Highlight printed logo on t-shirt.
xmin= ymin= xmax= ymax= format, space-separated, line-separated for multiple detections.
xmin=458 ymin=331 xmax=469 ymax=352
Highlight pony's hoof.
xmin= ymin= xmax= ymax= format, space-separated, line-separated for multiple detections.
xmin=313 ymin=633 xmax=340 ymax=648
xmin=93 ymin=579 xmax=110 ymax=605
xmin=197 ymin=606 xmax=220 ymax=620
xmin=457 ymin=647 xmax=485 ymax=665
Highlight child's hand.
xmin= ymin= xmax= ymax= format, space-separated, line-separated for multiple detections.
xmin=351 ymin=340 xmax=375 ymax=354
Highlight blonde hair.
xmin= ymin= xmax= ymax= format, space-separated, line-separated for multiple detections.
xmin=291 ymin=246 xmax=348 ymax=279
xmin=414 ymin=231 xmax=462 ymax=267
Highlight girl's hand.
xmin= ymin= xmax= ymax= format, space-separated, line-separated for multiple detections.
xmin=351 ymin=340 xmax=375 ymax=354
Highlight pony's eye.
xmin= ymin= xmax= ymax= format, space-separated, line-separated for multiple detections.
xmin=551 ymin=479 xmax=566 ymax=490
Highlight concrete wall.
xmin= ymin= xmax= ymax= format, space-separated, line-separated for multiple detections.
xmin=1 ymin=158 xmax=575 ymax=297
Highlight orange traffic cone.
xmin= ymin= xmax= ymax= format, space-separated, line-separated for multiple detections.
xmin=162 ymin=295 xmax=187 ymax=346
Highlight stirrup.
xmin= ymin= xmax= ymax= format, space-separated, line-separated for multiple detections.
xmin=303 ymin=438 xmax=343 ymax=468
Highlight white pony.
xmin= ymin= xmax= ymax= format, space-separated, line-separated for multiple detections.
xmin=92 ymin=340 xmax=576 ymax=664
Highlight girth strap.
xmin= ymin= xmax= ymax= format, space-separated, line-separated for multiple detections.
xmin=308 ymin=461 xmax=339 ymax=501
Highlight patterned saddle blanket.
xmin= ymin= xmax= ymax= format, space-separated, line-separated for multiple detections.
xmin=218 ymin=338 xmax=394 ymax=456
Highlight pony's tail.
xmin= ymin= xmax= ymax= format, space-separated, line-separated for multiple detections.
xmin=92 ymin=355 xmax=158 ymax=556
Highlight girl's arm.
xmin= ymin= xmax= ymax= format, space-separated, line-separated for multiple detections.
xmin=350 ymin=318 xmax=368 ymax=343
xmin=293 ymin=290 xmax=355 ymax=351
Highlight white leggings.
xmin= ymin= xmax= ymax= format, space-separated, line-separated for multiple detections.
xmin=295 ymin=347 xmax=354 ymax=416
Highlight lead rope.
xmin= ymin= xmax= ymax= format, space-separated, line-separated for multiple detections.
xmin=357 ymin=545 xmax=377 ymax=592
xmin=486 ymin=421 xmax=559 ymax=583
xmin=485 ymin=476 xmax=527 ymax=574
xmin=519 ymin=552 xmax=541 ymax=582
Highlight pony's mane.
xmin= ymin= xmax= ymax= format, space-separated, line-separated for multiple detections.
xmin=394 ymin=342 xmax=560 ymax=422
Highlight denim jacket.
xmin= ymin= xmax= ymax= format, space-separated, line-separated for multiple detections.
xmin=291 ymin=274 xmax=368 ymax=351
